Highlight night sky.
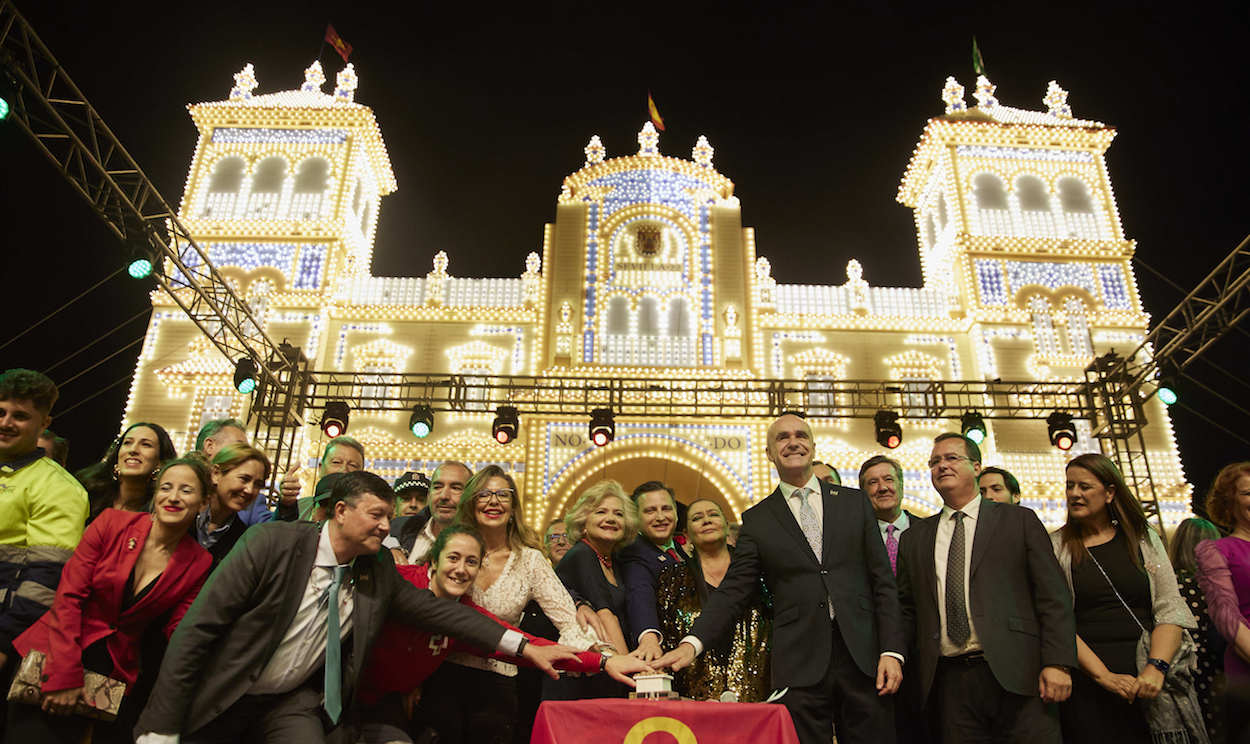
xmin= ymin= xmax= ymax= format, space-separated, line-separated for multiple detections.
xmin=3 ymin=1 xmax=1246 ymax=510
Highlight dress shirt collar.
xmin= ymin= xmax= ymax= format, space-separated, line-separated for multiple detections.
xmin=778 ymin=474 xmax=823 ymax=501
xmin=317 ymin=522 xmax=355 ymax=569
xmin=940 ymin=494 xmax=983 ymax=522
xmin=879 ymin=509 xmax=910 ymax=532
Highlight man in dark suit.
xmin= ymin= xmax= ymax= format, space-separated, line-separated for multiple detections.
xmin=895 ymin=433 xmax=1075 ymax=743
xmin=655 ymin=412 xmax=904 ymax=744
xmin=386 ymin=460 xmax=471 ymax=563
xmin=135 ymin=471 xmax=573 ymax=744
xmin=621 ymin=480 xmax=687 ymax=660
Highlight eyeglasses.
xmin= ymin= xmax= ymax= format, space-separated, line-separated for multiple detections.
xmin=474 ymin=489 xmax=515 ymax=504
xmin=545 ymin=533 xmax=571 ymax=545
xmin=928 ymin=453 xmax=971 ymax=469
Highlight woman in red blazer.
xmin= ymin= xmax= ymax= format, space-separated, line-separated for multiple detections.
xmin=6 ymin=455 xmax=214 ymax=744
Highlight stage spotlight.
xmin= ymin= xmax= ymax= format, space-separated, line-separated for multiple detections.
xmin=232 ymin=357 xmax=259 ymax=394
xmin=874 ymin=410 xmax=902 ymax=449
xmin=126 ymin=243 xmax=155 ymax=279
xmin=322 ymin=401 xmax=350 ymax=438
xmin=409 ymin=404 xmax=434 ymax=439
xmin=1047 ymin=412 xmax=1077 ymax=451
xmin=960 ymin=411 xmax=987 ymax=444
xmin=0 ymin=96 xmax=8 ymax=121
xmin=492 ymin=406 xmax=519 ymax=444
xmin=589 ymin=408 xmax=615 ymax=447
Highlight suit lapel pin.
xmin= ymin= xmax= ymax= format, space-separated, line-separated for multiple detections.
xmin=127 ymin=537 xmax=137 ymax=550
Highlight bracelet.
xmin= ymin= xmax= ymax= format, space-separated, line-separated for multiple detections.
xmin=599 ymin=653 xmax=609 ymax=672
xmin=516 ymin=638 xmax=528 ymax=656
xmin=1146 ymin=657 xmax=1170 ymax=675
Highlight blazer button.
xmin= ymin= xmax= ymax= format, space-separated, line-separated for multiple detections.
xmin=819 ymin=569 xmax=828 ymax=575
xmin=817 ymin=601 xmax=826 ymax=608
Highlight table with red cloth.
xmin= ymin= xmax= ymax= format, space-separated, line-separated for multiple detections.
xmin=531 ymin=697 xmax=800 ymax=744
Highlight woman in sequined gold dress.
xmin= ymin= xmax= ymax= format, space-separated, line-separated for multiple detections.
xmin=657 ymin=498 xmax=772 ymax=701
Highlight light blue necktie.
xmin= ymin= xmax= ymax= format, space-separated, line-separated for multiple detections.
xmin=324 ymin=565 xmax=349 ymax=723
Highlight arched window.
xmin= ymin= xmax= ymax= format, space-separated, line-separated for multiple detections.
xmin=667 ymin=297 xmax=690 ymax=336
xmin=289 ymin=158 xmax=330 ymax=221
xmin=1029 ymin=296 xmax=1060 ymax=357
xmin=1057 ymin=177 xmax=1100 ymax=239
xmin=606 ymin=296 xmax=629 ymax=334
xmin=971 ymin=173 xmax=1011 ymax=235
xmin=200 ymin=156 xmax=245 ymax=218
xmin=246 ymin=157 xmax=287 ymax=220
xmin=638 ymin=296 xmax=660 ymax=336
xmin=1015 ymin=175 xmax=1055 ymax=237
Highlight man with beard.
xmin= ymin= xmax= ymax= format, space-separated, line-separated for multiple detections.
xmin=386 ymin=460 xmax=471 ymax=564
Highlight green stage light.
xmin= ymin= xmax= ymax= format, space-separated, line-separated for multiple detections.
xmin=0 ymin=97 xmax=9 ymax=121
xmin=1156 ymin=379 xmax=1178 ymax=406
xmin=127 ymin=256 xmax=153 ymax=279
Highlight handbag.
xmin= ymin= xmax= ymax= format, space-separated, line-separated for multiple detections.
xmin=5 ymin=649 xmax=127 ymax=721
xmin=1087 ymin=548 xmax=1210 ymax=744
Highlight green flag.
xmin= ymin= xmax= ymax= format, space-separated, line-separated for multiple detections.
xmin=972 ymin=37 xmax=986 ymax=76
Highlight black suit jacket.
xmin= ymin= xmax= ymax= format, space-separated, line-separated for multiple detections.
xmin=620 ymin=536 xmax=686 ymax=643
xmin=895 ymin=498 xmax=1076 ymax=706
xmin=390 ymin=506 xmax=432 ymax=556
xmin=135 ymin=521 xmax=506 ymax=738
xmin=689 ymin=481 xmax=903 ymax=688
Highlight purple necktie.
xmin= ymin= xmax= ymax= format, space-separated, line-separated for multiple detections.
xmin=885 ymin=524 xmax=899 ymax=575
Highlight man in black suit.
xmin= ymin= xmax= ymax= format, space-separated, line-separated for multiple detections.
xmin=895 ymin=433 xmax=1075 ymax=743
xmin=621 ymin=480 xmax=687 ymax=660
xmin=655 ymin=412 xmax=904 ymax=744
xmin=135 ymin=471 xmax=574 ymax=744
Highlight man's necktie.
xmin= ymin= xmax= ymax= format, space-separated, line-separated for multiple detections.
xmin=665 ymin=547 xmax=681 ymax=561
xmin=885 ymin=524 xmax=899 ymax=575
xmin=945 ymin=511 xmax=970 ymax=646
xmin=797 ymin=488 xmax=822 ymax=563
xmin=324 ymin=565 xmax=349 ymax=723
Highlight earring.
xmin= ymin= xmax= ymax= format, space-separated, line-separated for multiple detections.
xmin=112 ymin=465 xmax=121 ymax=480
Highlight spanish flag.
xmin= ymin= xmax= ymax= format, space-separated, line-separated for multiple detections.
xmin=647 ymin=91 xmax=665 ymax=131
xmin=325 ymin=24 xmax=353 ymax=63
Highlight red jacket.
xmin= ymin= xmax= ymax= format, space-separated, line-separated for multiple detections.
xmin=358 ymin=563 xmax=602 ymax=704
xmin=14 ymin=509 xmax=212 ymax=692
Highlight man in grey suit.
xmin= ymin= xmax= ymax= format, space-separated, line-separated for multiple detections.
xmin=896 ymin=433 xmax=1075 ymax=742
xmin=655 ymin=412 xmax=904 ymax=744
xmin=135 ymin=471 xmax=574 ymax=743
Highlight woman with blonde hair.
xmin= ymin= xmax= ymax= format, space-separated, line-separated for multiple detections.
xmin=417 ymin=464 xmax=597 ymax=744
xmin=547 ymin=479 xmax=640 ymax=699
xmin=196 ymin=443 xmax=271 ymax=566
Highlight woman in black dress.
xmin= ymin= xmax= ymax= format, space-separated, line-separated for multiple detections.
xmin=549 ymin=479 xmax=639 ymax=698
xmin=1170 ymin=517 xmax=1226 ymax=742
xmin=1050 ymin=453 xmax=1196 ymax=743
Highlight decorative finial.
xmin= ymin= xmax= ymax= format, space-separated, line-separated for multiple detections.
xmin=637 ymin=121 xmax=659 ymax=156
xmin=525 ymin=251 xmax=541 ymax=274
xmin=1044 ymin=80 xmax=1072 ymax=119
xmin=334 ymin=63 xmax=358 ymax=103
xmin=973 ymin=75 xmax=998 ymax=108
xmin=846 ymin=259 xmax=869 ymax=314
xmin=432 ymin=250 xmax=448 ymax=274
xmin=692 ymin=135 xmax=714 ymax=167
xmin=584 ymin=135 xmax=605 ymax=166
xmin=301 ymin=61 xmax=326 ymax=93
xmin=230 ymin=63 xmax=258 ymax=101
xmin=941 ymin=76 xmax=967 ymax=114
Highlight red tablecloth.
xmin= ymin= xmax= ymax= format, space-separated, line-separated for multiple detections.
xmin=531 ymin=698 xmax=800 ymax=744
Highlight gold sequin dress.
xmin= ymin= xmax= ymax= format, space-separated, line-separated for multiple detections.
xmin=656 ymin=553 xmax=772 ymax=702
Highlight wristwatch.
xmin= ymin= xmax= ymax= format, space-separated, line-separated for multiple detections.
xmin=516 ymin=638 xmax=529 ymax=656
xmin=1145 ymin=657 xmax=1171 ymax=675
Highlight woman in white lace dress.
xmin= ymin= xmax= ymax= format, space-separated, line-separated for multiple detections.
xmin=417 ymin=464 xmax=598 ymax=744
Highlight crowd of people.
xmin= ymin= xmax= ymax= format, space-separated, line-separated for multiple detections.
xmin=1 ymin=365 xmax=1248 ymax=744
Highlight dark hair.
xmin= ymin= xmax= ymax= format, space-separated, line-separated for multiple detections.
xmin=933 ymin=432 xmax=981 ymax=464
xmin=423 ymin=523 xmax=487 ymax=566
xmin=1206 ymin=462 xmax=1250 ymax=530
xmin=1168 ymin=517 xmax=1221 ymax=574
xmin=195 ymin=418 xmax=247 ymax=451
xmin=631 ymin=480 xmax=676 ymax=506
xmin=156 ymin=456 xmax=213 ymax=504
xmin=326 ymin=471 xmax=394 ymax=509
xmin=858 ymin=455 xmax=903 ymax=490
xmin=978 ymin=466 xmax=1020 ymax=496
xmin=685 ymin=498 xmax=730 ymax=603
xmin=454 ymin=464 xmax=541 ymax=553
xmin=76 ymin=422 xmax=178 ymax=520
xmin=320 ymin=436 xmax=365 ymax=467
xmin=0 ymin=369 xmax=59 ymax=414
xmin=1059 ymin=453 xmax=1155 ymax=568
xmin=39 ymin=429 xmax=69 ymax=466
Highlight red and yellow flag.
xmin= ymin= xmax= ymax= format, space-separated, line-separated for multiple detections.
xmin=647 ymin=91 xmax=665 ymax=131
xmin=325 ymin=24 xmax=353 ymax=63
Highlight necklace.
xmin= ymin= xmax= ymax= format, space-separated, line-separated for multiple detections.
xmin=581 ymin=538 xmax=612 ymax=570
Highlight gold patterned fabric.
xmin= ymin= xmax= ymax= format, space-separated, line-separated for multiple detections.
xmin=656 ymin=556 xmax=772 ymax=702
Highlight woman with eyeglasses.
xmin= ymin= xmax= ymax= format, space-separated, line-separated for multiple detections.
xmin=417 ymin=465 xmax=598 ymax=744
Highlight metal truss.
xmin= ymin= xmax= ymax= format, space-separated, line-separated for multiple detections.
xmin=0 ymin=2 xmax=287 ymax=389
xmin=301 ymin=372 xmax=1092 ymax=421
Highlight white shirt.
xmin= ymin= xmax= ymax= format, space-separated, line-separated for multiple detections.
xmin=935 ymin=494 xmax=983 ymax=656
xmin=407 ymin=519 xmax=438 ymax=564
xmin=250 ymin=524 xmax=356 ymax=694
xmin=878 ymin=509 xmax=911 ymax=545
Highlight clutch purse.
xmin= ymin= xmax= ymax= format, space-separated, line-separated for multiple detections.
xmin=6 ymin=649 xmax=126 ymax=721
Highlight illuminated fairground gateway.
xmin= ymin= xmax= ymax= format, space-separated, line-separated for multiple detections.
xmin=121 ymin=63 xmax=1191 ymax=530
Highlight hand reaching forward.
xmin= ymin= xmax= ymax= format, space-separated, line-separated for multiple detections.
xmin=651 ymin=643 xmax=696 ymax=673
xmin=631 ymin=633 xmax=663 ymax=662
xmin=604 ymin=655 xmax=655 ymax=687
xmin=576 ymin=604 xmax=608 ymax=641
xmin=523 ymin=642 xmax=581 ymax=680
